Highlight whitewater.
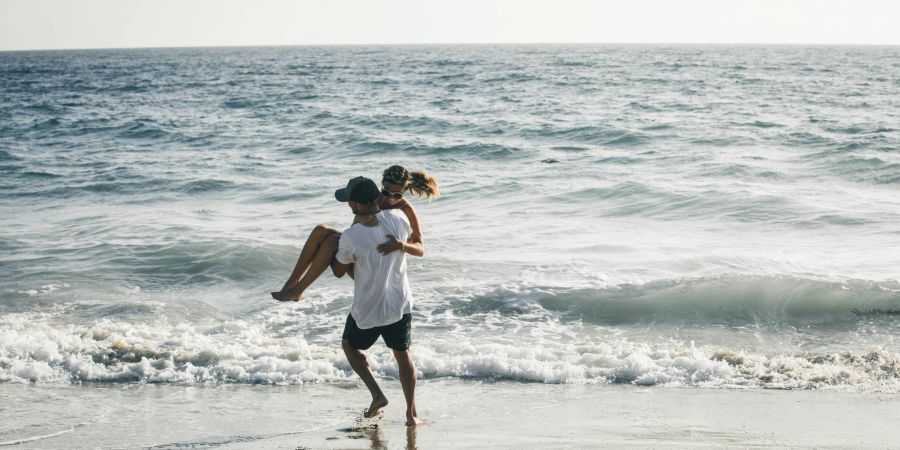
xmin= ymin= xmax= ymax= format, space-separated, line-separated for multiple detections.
xmin=1 ymin=44 xmax=899 ymax=393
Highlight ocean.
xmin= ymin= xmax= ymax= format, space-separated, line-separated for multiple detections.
xmin=1 ymin=44 xmax=899 ymax=403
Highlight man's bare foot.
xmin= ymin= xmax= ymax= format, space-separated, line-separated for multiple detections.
xmin=364 ymin=394 xmax=388 ymax=418
xmin=270 ymin=285 xmax=301 ymax=302
xmin=405 ymin=411 xmax=422 ymax=427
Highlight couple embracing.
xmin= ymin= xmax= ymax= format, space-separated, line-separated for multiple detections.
xmin=271 ymin=165 xmax=439 ymax=427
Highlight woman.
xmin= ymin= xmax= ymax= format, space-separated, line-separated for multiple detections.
xmin=271 ymin=165 xmax=438 ymax=302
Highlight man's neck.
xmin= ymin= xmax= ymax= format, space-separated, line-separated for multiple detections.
xmin=353 ymin=205 xmax=380 ymax=219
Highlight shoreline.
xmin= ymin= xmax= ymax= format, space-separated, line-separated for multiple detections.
xmin=3 ymin=380 xmax=898 ymax=448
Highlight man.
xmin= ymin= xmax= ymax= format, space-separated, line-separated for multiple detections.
xmin=330 ymin=176 xmax=423 ymax=427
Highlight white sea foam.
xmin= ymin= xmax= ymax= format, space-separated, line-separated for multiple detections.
xmin=3 ymin=284 xmax=68 ymax=297
xmin=2 ymin=311 xmax=897 ymax=392
xmin=0 ymin=427 xmax=74 ymax=446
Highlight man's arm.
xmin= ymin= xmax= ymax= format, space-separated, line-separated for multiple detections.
xmin=330 ymin=259 xmax=352 ymax=278
xmin=377 ymin=234 xmax=424 ymax=257
xmin=376 ymin=211 xmax=423 ymax=257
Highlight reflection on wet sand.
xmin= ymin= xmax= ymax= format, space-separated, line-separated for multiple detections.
xmin=360 ymin=426 xmax=386 ymax=450
xmin=346 ymin=423 xmax=417 ymax=450
xmin=406 ymin=425 xmax=418 ymax=450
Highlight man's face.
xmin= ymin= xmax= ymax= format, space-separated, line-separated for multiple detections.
xmin=348 ymin=200 xmax=376 ymax=215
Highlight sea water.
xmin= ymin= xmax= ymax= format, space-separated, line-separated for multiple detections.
xmin=1 ymin=45 xmax=899 ymax=394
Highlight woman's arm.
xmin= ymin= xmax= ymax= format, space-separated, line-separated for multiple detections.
xmin=400 ymin=201 xmax=423 ymax=246
xmin=377 ymin=234 xmax=424 ymax=257
xmin=376 ymin=202 xmax=425 ymax=257
xmin=399 ymin=201 xmax=424 ymax=256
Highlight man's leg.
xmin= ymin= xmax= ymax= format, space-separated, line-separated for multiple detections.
xmin=342 ymin=339 xmax=389 ymax=417
xmin=393 ymin=348 xmax=422 ymax=426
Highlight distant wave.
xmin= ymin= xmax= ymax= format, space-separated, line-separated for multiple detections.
xmin=544 ymin=181 xmax=878 ymax=226
xmin=345 ymin=113 xmax=459 ymax=132
xmin=13 ymin=116 xmax=215 ymax=145
xmin=439 ymin=275 xmax=900 ymax=326
xmin=66 ymin=239 xmax=286 ymax=287
xmin=349 ymin=140 xmax=527 ymax=160
xmin=826 ymin=156 xmax=900 ymax=185
xmin=5 ymin=169 xmax=251 ymax=199
xmin=429 ymin=59 xmax=476 ymax=67
xmin=223 ymin=97 xmax=268 ymax=109
xmin=0 ymin=150 xmax=19 ymax=162
xmin=520 ymin=124 xmax=650 ymax=147
xmin=179 ymin=179 xmax=239 ymax=194
xmin=109 ymin=84 xmax=150 ymax=93
xmin=117 ymin=120 xmax=171 ymax=140
xmin=481 ymin=73 xmax=539 ymax=84
xmin=693 ymin=163 xmax=785 ymax=180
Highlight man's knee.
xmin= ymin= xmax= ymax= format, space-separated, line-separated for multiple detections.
xmin=342 ymin=339 xmax=363 ymax=357
xmin=392 ymin=348 xmax=413 ymax=362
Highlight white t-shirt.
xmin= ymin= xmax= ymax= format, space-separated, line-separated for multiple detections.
xmin=336 ymin=209 xmax=413 ymax=329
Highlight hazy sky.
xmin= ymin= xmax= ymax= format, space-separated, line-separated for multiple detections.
xmin=2 ymin=0 xmax=899 ymax=51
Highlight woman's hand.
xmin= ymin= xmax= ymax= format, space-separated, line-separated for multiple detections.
xmin=353 ymin=214 xmax=379 ymax=227
xmin=377 ymin=234 xmax=404 ymax=255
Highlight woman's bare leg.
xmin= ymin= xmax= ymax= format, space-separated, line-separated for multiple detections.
xmin=272 ymin=233 xmax=340 ymax=301
xmin=272 ymin=224 xmax=339 ymax=299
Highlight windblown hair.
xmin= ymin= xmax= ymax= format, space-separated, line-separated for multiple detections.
xmin=382 ymin=165 xmax=440 ymax=200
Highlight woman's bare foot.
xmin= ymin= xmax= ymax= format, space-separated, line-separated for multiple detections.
xmin=270 ymin=285 xmax=302 ymax=302
xmin=364 ymin=394 xmax=388 ymax=418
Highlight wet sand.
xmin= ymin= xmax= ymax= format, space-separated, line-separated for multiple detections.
xmin=2 ymin=380 xmax=898 ymax=448
xmin=226 ymin=381 xmax=900 ymax=449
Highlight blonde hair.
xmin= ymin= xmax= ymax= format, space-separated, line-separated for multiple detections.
xmin=382 ymin=165 xmax=439 ymax=200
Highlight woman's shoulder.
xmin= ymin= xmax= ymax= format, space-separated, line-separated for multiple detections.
xmin=380 ymin=208 xmax=412 ymax=225
xmin=382 ymin=198 xmax=412 ymax=210
xmin=380 ymin=207 xmax=406 ymax=218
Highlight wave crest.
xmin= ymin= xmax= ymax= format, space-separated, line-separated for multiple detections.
xmin=440 ymin=275 xmax=900 ymax=326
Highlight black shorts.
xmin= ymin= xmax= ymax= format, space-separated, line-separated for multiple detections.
xmin=342 ymin=313 xmax=412 ymax=351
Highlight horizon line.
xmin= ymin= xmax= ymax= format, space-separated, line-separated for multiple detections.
xmin=2 ymin=41 xmax=900 ymax=53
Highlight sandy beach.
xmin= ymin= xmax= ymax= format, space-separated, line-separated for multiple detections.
xmin=3 ymin=380 xmax=898 ymax=449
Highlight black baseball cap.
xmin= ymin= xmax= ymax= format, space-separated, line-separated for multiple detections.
xmin=335 ymin=176 xmax=380 ymax=203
